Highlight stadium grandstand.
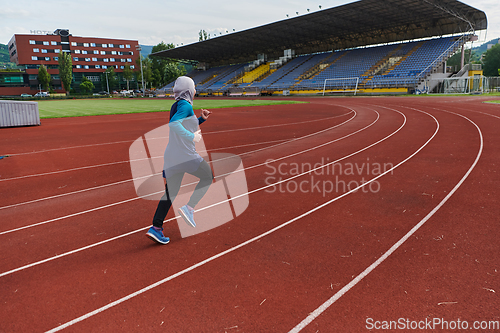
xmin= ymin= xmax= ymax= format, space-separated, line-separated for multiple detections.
xmin=153 ymin=0 xmax=487 ymax=96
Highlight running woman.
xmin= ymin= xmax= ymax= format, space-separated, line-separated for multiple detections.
xmin=146 ymin=76 xmax=213 ymax=244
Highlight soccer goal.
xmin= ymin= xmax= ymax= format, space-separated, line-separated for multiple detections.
xmin=322 ymin=77 xmax=359 ymax=96
xmin=426 ymin=76 xmax=487 ymax=94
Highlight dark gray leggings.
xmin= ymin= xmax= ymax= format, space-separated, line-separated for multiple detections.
xmin=152 ymin=160 xmax=214 ymax=228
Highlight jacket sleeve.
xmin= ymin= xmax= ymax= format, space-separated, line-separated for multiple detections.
xmin=169 ymin=101 xmax=195 ymax=141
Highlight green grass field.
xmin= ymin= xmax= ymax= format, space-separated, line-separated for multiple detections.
xmin=36 ymin=98 xmax=306 ymax=118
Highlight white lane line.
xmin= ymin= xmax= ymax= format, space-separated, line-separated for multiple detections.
xmin=0 ymin=111 xmax=357 ymax=210
xmin=7 ymin=112 xmax=351 ymax=157
xmin=453 ymin=106 xmax=500 ymax=120
xmin=0 ymin=109 xmax=360 ymax=233
xmin=2 ymin=111 xmax=353 ymax=181
xmin=45 ymin=108 xmax=419 ymax=333
xmin=289 ymin=108 xmax=483 ymax=332
xmin=0 ymin=108 xmax=381 ymax=276
xmin=0 ymin=139 xmax=289 ymax=210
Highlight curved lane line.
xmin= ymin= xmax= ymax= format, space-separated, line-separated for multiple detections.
xmin=289 ymin=107 xmax=483 ymax=332
xmin=0 ymin=112 xmax=356 ymax=210
xmin=7 ymin=112 xmax=352 ymax=156
xmin=0 ymin=108 xmax=381 ymax=276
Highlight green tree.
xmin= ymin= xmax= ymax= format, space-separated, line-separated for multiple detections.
xmin=122 ymin=64 xmax=133 ymax=90
xmin=58 ymin=51 xmax=73 ymax=94
xmin=482 ymin=43 xmax=500 ymax=77
xmin=105 ymin=66 xmax=118 ymax=90
xmin=79 ymin=76 xmax=94 ymax=94
xmin=38 ymin=64 xmax=51 ymax=91
xmin=164 ymin=62 xmax=187 ymax=84
xmin=149 ymin=41 xmax=175 ymax=88
xmin=199 ymin=30 xmax=209 ymax=41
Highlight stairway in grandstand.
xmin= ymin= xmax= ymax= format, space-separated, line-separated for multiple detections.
xmin=293 ymin=51 xmax=350 ymax=88
xmin=259 ymin=54 xmax=318 ymax=90
xmin=237 ymin=63 xmax=271 ymax=84
xmin=358 ymin=42 xmax=425 ymax=88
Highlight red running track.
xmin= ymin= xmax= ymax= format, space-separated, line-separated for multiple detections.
xmin=0 ymin=96 xmax=499 ymax=332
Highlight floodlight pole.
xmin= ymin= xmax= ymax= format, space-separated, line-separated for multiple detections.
xmin=136 ymin=45 xmax=145 ymax=97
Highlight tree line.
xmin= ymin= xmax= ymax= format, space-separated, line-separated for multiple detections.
xmin=447 ymin=42 xmax=500 ymax=77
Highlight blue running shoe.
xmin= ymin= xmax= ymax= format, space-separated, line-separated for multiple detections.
xmin=146 ymin=227 xmax=170 ymax=244
xmin=179 ymin=205 xmax=196 ymax=228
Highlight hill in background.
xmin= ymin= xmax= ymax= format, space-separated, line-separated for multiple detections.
xmin=472 ymin=37 xmax=500 ymax=54
xmin=0 ymin=43 xmax=14 ymax=68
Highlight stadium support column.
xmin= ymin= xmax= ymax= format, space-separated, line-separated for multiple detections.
xmin=460 ymin=44 xmax=465 ymax=70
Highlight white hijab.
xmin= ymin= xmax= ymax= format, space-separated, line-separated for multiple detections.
xmin=173 ymin=76 xmax=195 ymax=105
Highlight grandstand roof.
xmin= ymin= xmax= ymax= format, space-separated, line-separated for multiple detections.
xmin=152 ymin=0 xmax=487 ymax=66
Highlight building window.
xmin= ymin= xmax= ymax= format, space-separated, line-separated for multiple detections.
xmin=74 ymin=50 xmax=81 ymax=54
xmin=130 ymin=65 xmax=135 ymax=69
xmin=45 ymin=57 xmax=50 ymax=61
xmin=127 ymin=58 xmax=132 ymax=62
xmin=82 ymin=50 xmax=88 ymax=54
xmin=54 ymin=57 xmax=59 ymax=61
xmin=111 ymin=51 xmax=117 ymax=55
xmin=119 ymin=45 xmax=124 ymax=48
xmin=91 ymin=43 xmax=96 ymax=47
xmin=51 ymin=41 xmax=57 ymax=45
xmin=102 ymin=44 xmax=107 ymax=48
xmin=42 ymin=49 xmax=47 ymax=53
xmin=55 ymin=49 xmax=60 ymax=53
xmin=101 ymin=51 xmax=106 ymax=55
xmin=120 ymin=58 xmax=125 ymax=62
xmin=84 ymin=65 xmax=89 ymax=69
xmin=92 ymin=57 xmax=97 ymax=61
xmin=95 ymin=65 xmax=101 ymax=69
xmin=73 ymin=57 xmax=79 ymax=61
xmin=29 ymin=40 xmax=35 ymax=44
xmin=83 ymin=43 xmax=89 ymax=47
xmin=126 ymin=44 xmax=130 ymax=48
xmin=93 ymin=50 xmax=98 ymax=54
xmin=33 ymin=48 xmax=39 ymax=52
xmin=85 ymin=58 xmax=90 ymax=62
xmin=76 ymin=65 xmax=81 ymax=68
xmin=130 ymin=51 xmax=133 ymax=55
xmin=110 ymin=58 xmax=115 ymax=62
xmin=43 ymin=41 xmax=49 ymax=45
xmin=31 ymin=56 xmax=38 ymax=60
xmin=102 ymin=65 xmax=107 ymax=69
xmin=120 ymin=66 xmax=124 ymax=69
xmin=104 ymin=58 xmax=109 ymax=62
xmin=71 ymin=42 xmax=77 ymax=46
xmin=108 ymin=43 xmax=114 ymax=48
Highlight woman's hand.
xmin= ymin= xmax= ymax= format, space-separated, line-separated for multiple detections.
xmin=201 ymin=109 xmax=211 ymax=120
xmin=193 ymin=130 xmax=202 ymax=143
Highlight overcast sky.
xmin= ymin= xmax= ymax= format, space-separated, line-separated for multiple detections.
xmin=1 ymin=0 xmax=498 ymax=49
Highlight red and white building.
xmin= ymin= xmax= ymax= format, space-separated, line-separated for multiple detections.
xmin=4 ymin=29 xmax=140 ymax=95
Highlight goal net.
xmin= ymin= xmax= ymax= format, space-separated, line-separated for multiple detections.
xmin=322 ymin=77 xmax=359 ymax=96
